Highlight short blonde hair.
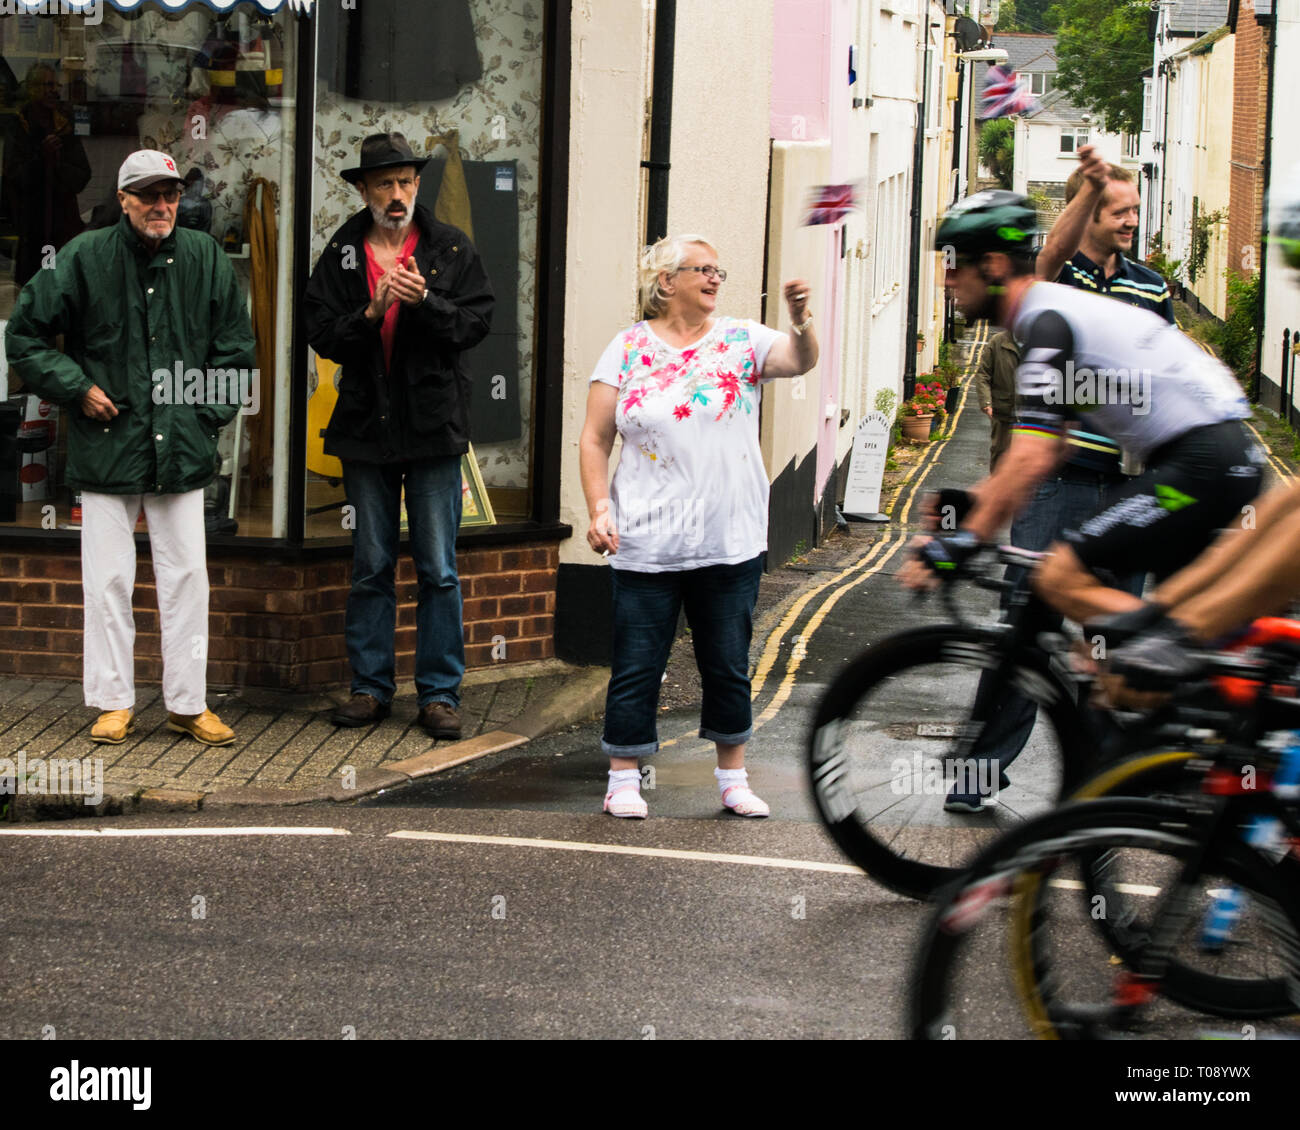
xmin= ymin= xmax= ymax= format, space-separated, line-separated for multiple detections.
xmin=1065 ymin=163 xmax=1135 ymax=220
xmin=638 ymin=233 xmax=716 ymax=317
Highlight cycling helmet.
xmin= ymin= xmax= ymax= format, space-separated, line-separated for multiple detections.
xmin=1270 ymin=162 xmax=1300 ymax=271
xmin=935 ymin=190 xmax=1039 ymax=258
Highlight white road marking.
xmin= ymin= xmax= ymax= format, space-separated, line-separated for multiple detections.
xmin=388 ymin=830 xmax=866 ymax=875
xmin=0 ymin=826 xmax=351 ymax=838
xmin=1049 ymin=877 xmax=1161 ymax=896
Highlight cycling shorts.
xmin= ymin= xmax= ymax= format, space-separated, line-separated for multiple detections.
xmin=1060 ymin=419 xmax=1263 ymax=583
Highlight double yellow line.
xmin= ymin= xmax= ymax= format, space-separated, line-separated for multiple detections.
xmin=1189 ymin=337 xmax=1294 ymax=486
xmin=747 ymin=322 xmax=991 ymax=727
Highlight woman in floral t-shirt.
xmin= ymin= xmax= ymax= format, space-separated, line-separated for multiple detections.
xmin=579 ymin=234 xmax=818 ymax=819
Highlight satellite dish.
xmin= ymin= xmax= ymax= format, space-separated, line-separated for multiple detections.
xmin=953 ymin=16 xmax=985 ymax=52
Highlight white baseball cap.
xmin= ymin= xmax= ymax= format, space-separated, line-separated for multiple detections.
xmin=118 ymin=150 xmax=183 ymax=191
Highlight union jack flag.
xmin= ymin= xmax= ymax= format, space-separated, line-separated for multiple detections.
xmin=978 ymin=64 xmax=1039 ymax=121
xmin=802 ymin=183 xmax=860 ymax=227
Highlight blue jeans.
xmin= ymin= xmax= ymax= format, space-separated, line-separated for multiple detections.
xmin=971 ymin=472 xmax=1143 ymax=778
xmin=602 ymin=555 xmax=764 ymax=758
xmin=342 ymin=458 xmax=464 ymax=708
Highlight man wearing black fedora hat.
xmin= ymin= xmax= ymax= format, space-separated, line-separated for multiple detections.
xmin=305 ymin=132 xmax=494 ymax=738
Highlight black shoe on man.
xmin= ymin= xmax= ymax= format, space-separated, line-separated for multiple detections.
xmin=417 ymin=701 xmax=462 ymax=740
xmin=331 ymin=693 xmax=391 ymax=727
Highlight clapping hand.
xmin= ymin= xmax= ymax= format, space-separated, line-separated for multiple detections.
xmin=392 ymin=256 xmax=427 ymax=307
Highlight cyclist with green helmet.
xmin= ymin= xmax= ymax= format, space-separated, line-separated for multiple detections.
xmin=901 ymin=189 xmax=1262 ymax=651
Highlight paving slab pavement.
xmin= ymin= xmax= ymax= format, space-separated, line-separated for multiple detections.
xmin=5 ymin=320 xmax=1294 ymax=821
xmin=0 ymin=662 xmax=611 ymax=820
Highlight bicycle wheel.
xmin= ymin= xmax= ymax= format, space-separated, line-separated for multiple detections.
xmin=910 ymin=798 xmax=1300 ymax=1039
xmin=808 ymin=623 xmax=1091 ymax=900
xmin=1068 ymin=747 xmax=1297 ymax=1018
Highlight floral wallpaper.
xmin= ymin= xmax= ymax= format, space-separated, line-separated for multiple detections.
xmin=81 ymin=0 xmax=542 ymax=498
xmin=310 ymin=0 xmax=544 ymax=492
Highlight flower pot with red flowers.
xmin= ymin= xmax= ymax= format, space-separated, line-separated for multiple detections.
xmin=900 ymin=381 xmax=946 ymax=441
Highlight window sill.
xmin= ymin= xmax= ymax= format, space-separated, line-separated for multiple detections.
xmin=0 ymin=519 xmax=574 ymax=557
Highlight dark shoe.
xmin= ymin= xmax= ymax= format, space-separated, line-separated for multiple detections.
xmin=330 ymin=693 xmax=391 ymax=728
xmin=944 ymin=770 xmax=1011 ymax=813
xmin=418 ymin=701 xmax=462 ymax=740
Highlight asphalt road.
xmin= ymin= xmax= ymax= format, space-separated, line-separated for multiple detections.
xmin=1 ymin=803 xmax=914 ymax=1040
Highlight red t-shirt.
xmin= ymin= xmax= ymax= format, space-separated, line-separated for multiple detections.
xmin=364 ymin=230 xmax=420 ymax=371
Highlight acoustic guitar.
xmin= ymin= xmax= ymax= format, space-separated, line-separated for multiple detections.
xmin=305 ymin=353 xmax=342 ymax=482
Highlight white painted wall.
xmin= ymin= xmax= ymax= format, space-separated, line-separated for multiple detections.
xmin=557 ymin=1 xmax=653 ymax=568
xmin=667 ymin=0 xmax=774 ymax=321
xmin=764 ymin=140 xmax=832 ymax=483
xmin=1012 ymin=115 xmax=1128 ymax=196
xmin=844 ymin=0 xmax=923 ymax=467
xmin=1162 ymin=38 xmax=1232 ymax=316
xmin=1263 ymin=4 xmax=1300 ymax=407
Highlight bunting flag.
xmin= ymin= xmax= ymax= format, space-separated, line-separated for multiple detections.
xmin=978 ymin=64 xmax=1039 ymax=121
xmin=801 ymin=183 xmax=860 ymax=227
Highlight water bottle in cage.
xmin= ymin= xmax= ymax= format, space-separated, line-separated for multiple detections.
xmin=1198 ymin=735 xmax=1300 ymax=952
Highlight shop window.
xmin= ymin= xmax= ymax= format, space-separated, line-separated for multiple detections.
xmin=0 ymin=2 xmax=298 ymax=538
xmin=304 ymin=0 xmax=545 ymax=539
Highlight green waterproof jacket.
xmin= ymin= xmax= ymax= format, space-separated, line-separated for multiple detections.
xmin=5 ymin=214 xmax=256 ymax=495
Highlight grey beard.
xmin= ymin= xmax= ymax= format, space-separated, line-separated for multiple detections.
xmin=370 ymin=202 xmax=411 ymax=232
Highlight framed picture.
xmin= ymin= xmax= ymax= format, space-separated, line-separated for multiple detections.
xmin=397 ymin=444 xmax=495 ymax=531
xmin=458 ymin=443 xmax=495 ymax=527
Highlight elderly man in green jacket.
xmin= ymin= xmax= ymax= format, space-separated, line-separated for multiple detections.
xmin=5 ymin=150 xmax=255 ymax=746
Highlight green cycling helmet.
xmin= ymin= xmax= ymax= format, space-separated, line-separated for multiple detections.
xmin=935 ymin=190 xmax=1039 ymax=259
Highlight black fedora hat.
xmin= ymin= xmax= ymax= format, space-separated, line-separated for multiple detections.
xmin=341 ymin=132 xmax=429 ymax=184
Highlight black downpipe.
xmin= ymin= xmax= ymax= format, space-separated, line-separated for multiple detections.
xmin=643 ymin=0 xmax=676 ymax=246
xmin=904 ymin=28 xmax=935 ymax=402
xmin=951 ymin=55 xmax=964 ymax=189
xmin=1283 ymin=329 xmax=1292 ymax=418
xmin=1253 ymin=14 xmax=1277 ymax=406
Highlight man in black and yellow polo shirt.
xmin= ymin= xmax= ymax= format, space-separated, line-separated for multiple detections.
xmin=945 ymin=148 xmax=1176 ymax=811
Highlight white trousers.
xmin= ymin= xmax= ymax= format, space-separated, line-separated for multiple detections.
xmin=81 ymin=490 xmax=209 ymax=715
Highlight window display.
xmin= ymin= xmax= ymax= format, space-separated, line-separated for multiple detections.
xmin=0 ymin=1 xmax=297 ymax=538
xmin=305 ymin=0 xmax=544 ymax=537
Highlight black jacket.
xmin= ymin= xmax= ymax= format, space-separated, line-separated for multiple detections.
xmin=304 ymin=203 xmax=494 ymax=463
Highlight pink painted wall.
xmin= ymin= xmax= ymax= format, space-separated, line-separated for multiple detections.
xmin=771 ymin=0 xmax=832 ymax=142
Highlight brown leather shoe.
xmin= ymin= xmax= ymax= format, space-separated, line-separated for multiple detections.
xmin=167 ymin=709 xmax=236 ymax=746
xmin=417 ymin=701 xmax=462 ymax=740
xmin=91 ymin=709 xmax=134 ymax=744
xmin=330 ymin=693 xmax=391 ymax=728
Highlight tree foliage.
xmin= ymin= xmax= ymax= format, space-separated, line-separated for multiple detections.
xmin=1052 ymin=0 xmax=1150 ymax=136
xmin=997 ymin=0 xmax=1062 ymax=32
xmin=978 ymin=118 xmax=1015 ymax=189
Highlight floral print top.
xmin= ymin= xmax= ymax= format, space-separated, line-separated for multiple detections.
xmin=590 ymin=316 xmax=783 ymax=571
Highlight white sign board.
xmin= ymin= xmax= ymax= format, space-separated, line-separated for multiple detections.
xmin=843 ymin=411 xmax=891 ymax=519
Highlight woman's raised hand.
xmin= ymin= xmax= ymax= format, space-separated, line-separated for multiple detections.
xmin=783 ymin=279 xmax=811 ymax=322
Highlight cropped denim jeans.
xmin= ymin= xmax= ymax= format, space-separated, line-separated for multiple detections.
xmin=601 ymin=555 xmax=764 ymax=758
xmin=342 ymin=457 xmax=464 ymax=709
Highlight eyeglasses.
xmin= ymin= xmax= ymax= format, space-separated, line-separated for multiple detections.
xmin=679 ymin=265 xmax=727 ymax=282
xmin=127 ymin=187 xmax=182 ymax=205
